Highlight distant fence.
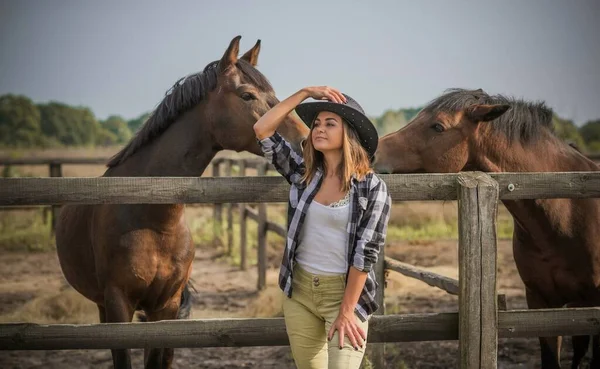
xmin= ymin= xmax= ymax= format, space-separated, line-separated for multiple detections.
xmin=1 ymin=171 xmax=599 ymax=368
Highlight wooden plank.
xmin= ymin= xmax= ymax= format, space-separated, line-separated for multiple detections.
xmin=384 ymin=257 xmax=507 ymax=307
xmin=238 ymin=160 xmax=247 ymax=271
xmin=1 ymin=172 xmax=599 ymax=206
xmin=491 ymin=172 xmax=600 ymax=200
xmin=457 ymin=172 xmax=483 ymax=369
xmin=265 ymin=221 xmax=286 ymax=239
xmin=499 ymin=307 xmax=600 ymax=338
xmin=48 ymin=163 xmax=62 ymax=234
xmin=457 ymin=172 xmax=499 ymax=369
xmin=478 ymin=174 xmax=500 ymax=369
xmin=370 ymin=243 xmax=386 ymax=368
xmin=257 ymin=163 xmax=267 ymax=291
xmin=385 ymin=257 xmax=460 ymax=295
xmin=1 ymin=308 xmax=597 ymax=350
xmin=224 ymin=159 xmax=233 ymax=255
xmin=245 ymin=206 xmax=259 ymax=222
xmin=212 ymin=162 xmax=222 ymax=245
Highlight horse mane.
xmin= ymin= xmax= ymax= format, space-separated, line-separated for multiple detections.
xmin=423 ymin=88 xmax=555 ymax=144
xmin=107 ymin=59 xmax=273 ymax=167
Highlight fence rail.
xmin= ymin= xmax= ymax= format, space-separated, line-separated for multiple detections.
xmin=1 ymin=308 xmax=597 ymax=350
xmin=1 ymin=159 xmax=599 ymax=368
xmin=1 ymin=172 xmax=600 ymax=205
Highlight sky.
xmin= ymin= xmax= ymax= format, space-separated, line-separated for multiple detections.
xmin=1 ymin=0 xmax=599 ymax=125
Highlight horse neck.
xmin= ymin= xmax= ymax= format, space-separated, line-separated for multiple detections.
xmin=472 ymin=127 xmax=598 ymax=174
xmin=103 ymin=108 xmax=219 ymax=226
xmin=105 ymin=108 xmax=219 ymax=177
xmin=471 ymin=127 xmax=599 ymax=239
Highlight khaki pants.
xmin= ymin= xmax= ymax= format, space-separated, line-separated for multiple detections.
xmin=283 ymin=265 xmax=369 ymax=369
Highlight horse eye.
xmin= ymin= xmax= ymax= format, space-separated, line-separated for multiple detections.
xmin=240 ymin=92 xmax=256 ymax=101
xmin=431 ymin=123 xmax=445 ymax=133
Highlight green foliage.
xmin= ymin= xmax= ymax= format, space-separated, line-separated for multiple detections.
xmin=0 ymin=92 xmax=599 ymax=155
xmin=580 ymin=119 xmax=600 ymax=151
xmin=101 ymin=115 xmax=132 ymax=144
xmin=0 ymin=94 xmax=43 ymax=147
xmin=371 ymin=107 xmax=422 ymax=136
xmin=38 ymin=102 xmax=100 ymax=146
xmin=552 ymin=114 xmax=586 ymax=150
xmin=127 ymin=112 xmax=151 ymax=134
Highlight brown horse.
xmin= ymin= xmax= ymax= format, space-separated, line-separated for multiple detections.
xmin=373 ymin=88 xmax=600 ymax=369
xmin=55 ymin=36 xmax=309 ymax=369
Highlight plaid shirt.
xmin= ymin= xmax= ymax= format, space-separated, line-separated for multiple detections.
xmin=258 ymin=132 xmax=392 ymax=321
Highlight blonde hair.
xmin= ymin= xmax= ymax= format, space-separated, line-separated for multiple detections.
xmin=301 ymin=118 xmax=372 ymax=192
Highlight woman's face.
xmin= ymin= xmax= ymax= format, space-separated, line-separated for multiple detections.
xmin=311 ymin=111 xmax=344 ymax=154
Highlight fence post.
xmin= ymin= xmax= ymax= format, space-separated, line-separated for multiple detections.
xmin=238 ymin=159 xmax=248 ymax=270
xmin=212 ymin=161 xmax=222 ymax=245
xmin=49 ymin=162 xmax=62 ymax=234
xmin=457 ymin=172 xmax=499 ymax=369
xmin=257 ymin=162 xmax=267 ymax=290
xmin=224 ymin=159 xmax=233 ymax=255
xmin=370 ymin=246 xmax=386 ymax=368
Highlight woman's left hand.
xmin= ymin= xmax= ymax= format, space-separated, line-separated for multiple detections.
xmin=328 ymin=309 xmax=367 ymax=350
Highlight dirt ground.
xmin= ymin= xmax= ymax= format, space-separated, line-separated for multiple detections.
xmin=0 ymin=237 xmax=592 ymax=369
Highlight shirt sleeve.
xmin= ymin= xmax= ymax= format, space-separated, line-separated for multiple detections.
xmin=256 ymin=132 xmax=305 ymax=185
xmin=352 ymin=175 xmax=392 ymax=273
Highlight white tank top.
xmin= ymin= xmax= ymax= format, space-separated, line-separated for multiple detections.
xmin=296 ymin=198 xmax=350 ymax=275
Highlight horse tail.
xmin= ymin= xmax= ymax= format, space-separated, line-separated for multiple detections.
xmin=176 ymin=281 xmax=194 ymax=320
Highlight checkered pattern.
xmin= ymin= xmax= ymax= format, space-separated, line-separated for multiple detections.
xmin=258 ymin=132 xmax=392 ymax=321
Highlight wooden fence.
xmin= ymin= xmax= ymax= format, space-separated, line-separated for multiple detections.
xmin=1 ymin=172 xmax=599 ymax=368
xmin=210 ymin=157 xmax=286 ymax=291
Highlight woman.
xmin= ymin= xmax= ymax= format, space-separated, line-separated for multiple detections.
xmin=254 ymin=86 xmax=391 ymax=369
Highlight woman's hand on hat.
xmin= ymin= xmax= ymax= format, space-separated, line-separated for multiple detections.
xmin=302 ymin=86 xmax=347 ymax=104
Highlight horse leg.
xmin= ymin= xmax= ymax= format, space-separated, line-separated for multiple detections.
xmin=526 ymin=287 xmax=563 ymax=369
xmin=591 ymin=335 xmax=600 ymax=369
xmin=144 ymin=298 xmax=181 ymax=369
xmin=571 ymin=335 xmax=590 ymax=369
xmin=104 ymin=286 xmax=135 ymax=369
xmin=98 ymin=304 xmax=106 ymax=323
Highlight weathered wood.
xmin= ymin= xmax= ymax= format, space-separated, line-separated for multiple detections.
xmin=385 ymin=257 xmax=460 ymax=295
xmin=497 ymin=294 xmax=507 ymax=311
xmin=0 ymin=308 xmax=597 ymax=350
xmin=212 ymin=162 xmax=222 ymax=245
xmin=458 ymin=172 xmax=499 ymax=369
xmin=492 ymin=171 xmax=600 ymax=200
xmin=224 ymin=159 xmax=233 ymax=255
xmin=384 ymin=257 xmax=507 ymax=308
xmin=245 ymin=206 xmax=259 ymax=222
xmin=48 ymin=163 xmax=62 ymax=234
xmin=257 ymin=163 xmax=267 ymax=291
xmin=370 ymin=243 xmax=387 ymax=368
xmin=479 ymin=175 xmax=500 ymax=369
xmin=238 ymin=160 xmax=247 ymax=271
xmin=265 ymin=221 xmax=286 ymax=239
xmin=458 ymin=173 xmax=482 ymax=369
xmin=2 ymin=172 xmax=599 ymax=206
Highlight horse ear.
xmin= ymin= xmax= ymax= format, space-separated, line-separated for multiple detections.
xmin=241 ymin=39 xmax=261 ymax=66
xmin=219 ymin=35 xmax=242 ymax=73
xmin=467 ymin=104 xmax=510 ymax=123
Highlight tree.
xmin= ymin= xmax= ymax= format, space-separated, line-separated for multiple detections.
xmin=580 ymin=119 xmax=600 ymax=152
xmin=552 ymin=115 xmax=586 ymax=151
xmin=38 ymin=102 xmax=100 ymax=146
xmin=101 ymin=115 xmax=132 ymax=144
xmin=127 ymin=112 xmax=151 ymax=134
xmin=0 ymin=94 xmax=42 ymax=147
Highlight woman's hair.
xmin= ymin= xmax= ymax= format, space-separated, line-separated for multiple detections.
xmin=301 ymin=117 xmax=372 ymax=192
